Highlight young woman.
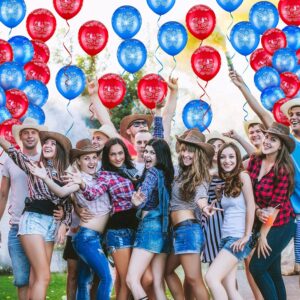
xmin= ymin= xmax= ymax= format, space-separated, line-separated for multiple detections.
xmin=126 ymin=138 xmax=174 ymax=300
xmin=248 ymin=122 xmax=296 ymax=300
xmin=0 ymin=131 xmax=72 ymax=300
xmin=206 ymin=142 xmax=256 ymax=300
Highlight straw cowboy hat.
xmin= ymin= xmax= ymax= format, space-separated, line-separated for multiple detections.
xmin=243 ymin=115 xmax=263 ymax=135
xmin=205 ymin=130 xmax=231 ymax=144
xmin=70 ymin=139 xmax=102 ymax=162
xmin=176 ymin=129 xmax=215 ymax=159
xmin=12 ymin=118 xmax=48 ymax=146
xmin=262 ymin=122 xmax=295 ymax=153
xmin=281 ymin=98 xmax=300 ymax=117
xmin=90 ymin=124 xmax=118 ymax=139
xmin=120 ymin=114 xmax=153 ymax=140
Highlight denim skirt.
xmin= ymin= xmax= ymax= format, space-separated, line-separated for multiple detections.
xmin=105 ymin=228 xmax=135 ymax=255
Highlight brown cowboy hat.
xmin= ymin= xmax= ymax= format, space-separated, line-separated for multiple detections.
xmin=261 ymin=122 xmax=295 ymax=153
xmin=120 ymin=114 xmax=153 ymax=140
xmin=176 ymin=129 xmax=215 ymax=159
xmin=39 ymin=131 xmax=72 ymax=157
xmin=175 ymin=128 xmax=198 ymax=153
xmin=70 ymin=139 xmax=101 ymax=162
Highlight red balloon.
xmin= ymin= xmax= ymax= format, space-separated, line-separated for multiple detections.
xmin=78 ymin=21 xmax=109 ymax=56
xmin=5 ymin=89 xmax=29 ymax=119
xmin=26 ymin=9 xmax=57 ymax=42
xmin=137 ymin=74 xmax=168 ymax=109
xmin=0 ymin=119 xmax=22 ymax=146
xmin=53 ymin=0 xmax=83 ymax=20
xmin=278 ymin=0 xmax=300 ymax=26
xmin=0 ymin=39 xmax=13 ymax=64
xmin=98 ymin=74 xmax=126 ymax=109
xmin=31 ymin=40 xmax=50 ymax=63
xmin=296 ymin=49 xmax=300 ymax=64
xmin=250 ymin=48 xmax=273 ymax=71
xmin=191 ymin=46 xmax=221 ymax=81
xmin=280 ymin=72 xmax=300 ymax=98
xmin=186 ymin=5 xmax=216 ymax=40
xmin=24 ymin=60 xmax=51 ymax=84
xmin=121 ymin=137 xmax=137 ymax=157
xmin=261 ymin=28 xmax=287 ymax=55
xmin=273 ymin=98 xmax=290 ymax=126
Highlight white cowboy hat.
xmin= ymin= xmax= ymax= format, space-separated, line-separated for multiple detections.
xmin=243 ymin=116 xmax=263 ymax=136
xmin=281 ymin=98 xmax=300 ymax=117
xmin=90 ymin=124 xmax=118 ymax=139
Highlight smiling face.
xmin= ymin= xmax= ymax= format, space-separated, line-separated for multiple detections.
xmin=42 ymin=138 xmax=57 ymax=159
xmin=143 ymin=145 xmax=157 ymax=169
xmin=288 ymin=106 xmax=300 ymax=134
xmin=19 ymin=128 xmax=39 ymax=150
xmin=211 ymin=139 xmax=225 ymax=163
xmin=262 ymin=132 xmax=282 ymax=156
xmin=77 ymin=153 xmax=98 ymax=175
xmin=180 ymin=144 xmax=195 ymax=167
xmin=219 ymin=146 xmax=237 ymax=173
xmin=109 ymin=143 xmax=125 ymax=168
xmin=134 ymin=131 xmax=152 ymax=159
xmin=248 ymin=124 xmax=264 ymax=148
xmin=92 ymin=132 xmax=109 ymax=150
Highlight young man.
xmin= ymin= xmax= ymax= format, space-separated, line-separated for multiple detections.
xmin=91 ymin=124 xmax=118 ymax=151
xmin=243 ymin=116 xmax=265 ymax=150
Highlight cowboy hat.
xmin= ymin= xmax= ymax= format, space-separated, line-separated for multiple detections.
xmin=120 ymin=114 xmax=153 ymax=140
xmin=243 ymin=115 xmax=263 ymax=135
xmin=176 ymin=129 xmax=215 ymax=159
xmin=261 ymin=122 xmax=295 ymax=153
xmin=175 ymin=128 xmax=198 ymax=153
xmin=12 ymin=118 xmax=48 ymax=146
xmin=281 ymin=98 xmax=300 ymax=118
xmin=70 ymin=139 xmax=101 ymax=162
xmin=90 ymin=124 xmax=118 ymax=139
xmin=206 ymin=131 xmax=231 ymax=144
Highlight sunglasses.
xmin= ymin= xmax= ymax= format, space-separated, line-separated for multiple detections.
xmin=131 ymin=120 xmax=148 ymax=128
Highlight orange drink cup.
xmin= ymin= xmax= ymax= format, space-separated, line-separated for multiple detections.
xmin=263 ymin=207 xmax=277 ymax=226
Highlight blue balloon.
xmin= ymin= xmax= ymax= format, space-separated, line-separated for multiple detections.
xmin=8 ymin=35 xmax=34 ymax=65
xmin=56 ymin=66 xmax=86 ymax=100
xmin=0 ymin=62 xmax=26 ymax=90
xmin=0 ymin=86 xmax=6 ymax=107
xmin=272 ymin=48 xmax=298 ymax=73
xmin=146 ymin=0 xmax=175 ymax=15
xmin=254 ymin=67 xmax=280 ymax=92
xmin=182 ymin=100 xmax=212 ymax=132
xmin=21 ymin=80 xmax=49 ymax=107
xmin=216 ymin=0 xmax=243 ymax=13
xmin=117 ymin=39 xmax=147 ymax=73
xmin=158 ymin=21 xmax=187 ymax=56
xmin=282 ymin=26 xmax=300 ymax=51
xmin=249 ymin=1 xmax=279 ymax=35
xmin=260 ymin=87 xmax=285 ymax=111
xmin=0 ymin=107 xmax=11 ymax=123
xmin=112 ymin=6 xmax=142 ymax=39
xmin=20 ymin=103 xmax=45 ymax=125
xmin=230 ymin=22 xmax=260 ymax=56
xmin=293 ymin=65 xmax=300 ymax=80
xmin=0 ymin=0 xmax=26 ymax=28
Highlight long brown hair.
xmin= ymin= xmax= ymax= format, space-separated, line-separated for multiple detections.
xmin=218 ymin=143 xmax=243 ymax=198
xmin=177 ymin=143 xmax=211 ymax=202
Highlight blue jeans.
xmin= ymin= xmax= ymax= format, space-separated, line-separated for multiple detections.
xmin=8 ymin=225 xmax=30 ymax=287
xmin=250 ymin=218 xmax=296 ymax=300
xmin=72 ymin=227 xmax=112 ymax=300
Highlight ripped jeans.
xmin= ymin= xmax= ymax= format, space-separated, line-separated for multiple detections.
xmin=72 ymin=226 xmax=112 ymax=300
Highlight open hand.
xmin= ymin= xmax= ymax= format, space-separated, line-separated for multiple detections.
xmin=132 ymin=188 xmax=146 ymax=207
xmin=231 ymin=235 xmax=250 ymax=252
xmin=26 ymin=161 xmax=48 ymax=180
xmin=257 ymin=235 xmax=272 ymax=259
xmin=62 ymin=167 xmax=82 ymax=185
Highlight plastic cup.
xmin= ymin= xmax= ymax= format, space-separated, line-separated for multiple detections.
xmin=262 ymin=207 xmax=276 ymax=226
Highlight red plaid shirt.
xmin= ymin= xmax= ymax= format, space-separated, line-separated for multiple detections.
xmin=247 ymin=155 xmax=295 ymax=227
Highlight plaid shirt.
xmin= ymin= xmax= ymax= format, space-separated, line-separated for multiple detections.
xmin=82 ymin=171 xmax=135 ymax=213
xmin=247 ymin=155 xmax=294 ymax=227
xmin=153 ymin=116 xmax=164 ymax=139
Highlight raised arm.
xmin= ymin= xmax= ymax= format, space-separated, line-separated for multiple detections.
xmin=223 ymin=130 xmax=256 ymax=155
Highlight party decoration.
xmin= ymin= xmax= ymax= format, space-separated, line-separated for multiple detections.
xmin=138 ymin=74 xmax=168 ymax=109
xmin=0 ymin=0 xmax=26 ymax=29
xmin=216 ymin=0 xmax=243 ymax=12
xmin=191 ymin=46 xmax=221 ymax=81
xmin=186 ymin=5 xmax=216 ymax=40
xmin=53 ymin=0 xmax=83 ymax=20
xmin=254 ymin=66 xmax=280 ymax=92
xmin=5 ymin=89 xmax=28 ymax=119
xmin=278 ymin=0 xmax=300 ymax=26
xmin=260 ymin=86 xmax=285 ymax=111
xmin=146 ymin=0 xmax=175 ymax=16
xmin=24 ymin=61 xmax=51 ymax=85
xmin=78 ymin=21 xmax=108 ymax=56
xmin=250 ymin=48 xmax=272 ymax=71
xmin=26 ymin=9 xmax=56 ymax=42
xmin=21 ymin=80 xmax=49 ymax=107
xmin=0 ymin=62 xmax=26 ymax=90
xmin=261 ymin=28 xmax=287 ymax=55
xmin=230 ymin=22 xmax=260 ymax=56
xmin=0 ymin=118 xmax=21 ymax=145
xmin=293 ymin=65 xmax=300 ymax=79
xmin=272 ymin=48 xmax=298 ymax=73
xmin=31 ymin=40 xmax=50 ymax=63
xmin=98 ymin=73 xmax=126 ymax=109
xmin=8 ymin=36 xmax=34 ymax=65
xmin=182 ymin=99 xmax=212 ymax=132
xmin=21 ymin=103 xmax=45 ymax=125
xmin=273 ymin=97 xmax=290 ymax=126
xmin=56 ymin=65 xmax=86 ymax=100
xmin=297 ymin=49 xmax=300 ymax=64
xmin=157 ymin=21 xmax=187 ymax=56
xmin=117 ymin=39 xmax=147 ymax=73
xmin=249 ymin=1 xmax=279 ymax=35
xmin=0 ymin=107 xmax=11 ymax=124
xmin=282 ymin=26 xmax=300 ymax=51
xmin=0 ymin=40 xmax=13 ymax=65
xmin=112 ymin=6 xmax=142 ymax=39
xmin=280 ymin=72 xmax=299 ymax=98
xmin=0 ymin=86 xmax=6 ymax=107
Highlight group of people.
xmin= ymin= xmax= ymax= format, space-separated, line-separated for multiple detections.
xmin=0 ymin=71 xmax=299 ymax=300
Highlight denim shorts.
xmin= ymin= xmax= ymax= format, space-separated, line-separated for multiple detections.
xmin=220 ymin=236 xmax=252 ymax=261
xmin=105 ymin=228 xmax=135 ymax=255
xmin=173 ymin=220 xmax=205 ymax=255
xmin=134 ymin=217 xmax=171 ymax=254
xmin=18 ymin=211 xmax=57 ymax=242
xmin=8 ymin=225 xmax=30 ymax=287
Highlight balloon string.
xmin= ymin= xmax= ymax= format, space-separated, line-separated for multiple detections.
xmin=197 ymin=79 xmax=211 ymax=102
xmin=201 ymin=101 xmax=211 ymax=133
xmin=63 ymin=20 xmax=72 ymax=66
xmin=65 ymin=101 xmax=74 ymax=136
xmin=242 ymin=102 xmax=249 ymax=122
xmin=199 ymin=40 xmax=203 ymax=47
xmin=157 ymin=15 xmax=161 ymax=29
xmin=226 ymin=12 xmax=234 ymax=41
xmin=121 ymin=70 xmax=126 ymax=77
xmin=89 ymin=103 xmax=95 ymax=124
xmin=170 ymin=56 xmax=177 ymax=78
xmin=155 ymin=45 xmax=164 ymax=75
xmin=243 ymin=56 xmax=249 ymax=74
xmin=8 ymin=28 xmax=12 ymax=38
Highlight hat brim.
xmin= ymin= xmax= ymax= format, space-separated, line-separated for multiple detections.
xmin=281 ymin=98 xmax=300 ymax=117
xmin=70 ymin=148 xmax=102 ymax=163
xmin=12 ymin=124 xmax=48 ymax=146
xmin=243 ymin=117 xmax=262 ymax=136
